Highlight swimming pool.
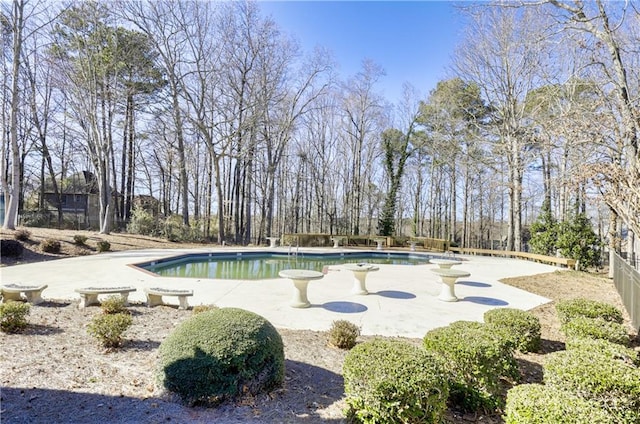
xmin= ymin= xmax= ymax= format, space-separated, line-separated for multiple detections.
xmin=136 ymin=251 xmax=434 ymax=280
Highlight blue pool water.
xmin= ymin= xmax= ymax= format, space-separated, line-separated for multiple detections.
xmin=137 ymin=251 xmax=433 ymax=280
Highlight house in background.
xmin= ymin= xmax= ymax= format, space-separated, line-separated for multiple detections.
xmin=37 ymin=171 xmax=103 ymax=229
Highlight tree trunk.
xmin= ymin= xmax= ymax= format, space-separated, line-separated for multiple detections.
xmin=3 ymin=0 xmax=25 ymax=230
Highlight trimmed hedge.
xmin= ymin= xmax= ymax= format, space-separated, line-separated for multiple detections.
xmin=343 ymin=338 xmax=449 ymax=423
xmin=560 ymin=316 xmax=630 ymax=346
xmin=504 ymin=383 xmax=615 ymax=424
xmin=158 ymin=308 xmax=284 ymax=406
xmin=555 ymin=298 xmax=623 ymax=325
xmin=483 ymin=308 xmax=541 ymax=353
xmin=564 ymin=337 xmax=639 ymax=366
xmin=544 ymin=349 xmax=640 ymax=423
xmin=423 ymin=321 xmax=519 ymax=412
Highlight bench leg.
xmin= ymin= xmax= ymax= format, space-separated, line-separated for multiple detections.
xmin=1 ymin=291 xmax=23 ymax=303
xmin=177 ymin=296 xmax=189 ymax=310
xmin=24 ymin=290 xmax=44 ymax=305
xmin=438 ymin=277 xmax=459 ymax=302
xmin=146 ymin=293 xmax=164 ymax=308
xmin=79 ymin=293 xmax=100 ymax=309
xmin=120 ymin=293 xmax=131 ymax=306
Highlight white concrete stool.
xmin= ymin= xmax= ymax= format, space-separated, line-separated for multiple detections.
xmin=430 ymin=258 xmax=462 ymax=269
xmin=343 ymin=263 xmax=379 ymax=295
xmin=278 ymin=269 xmax=324 ymax=308
xmin=431 ymin=269 xmax=470 ymax=302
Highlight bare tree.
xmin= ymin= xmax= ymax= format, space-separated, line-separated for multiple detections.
xmin=2 ymin=0 xmax=25 ymax=229
xmin=454 ymin=5 xmax=552 ymax=250
xmin=120 ymin=0 xmax=193 ymax=227
xmin=545 ymin=0 xmax=640 ymax=237
xmin=341 ymin=59 xmax=386 ymax=235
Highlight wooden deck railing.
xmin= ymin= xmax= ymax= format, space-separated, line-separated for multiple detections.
xmin=448 ymin=247 xmax=576 ymax=269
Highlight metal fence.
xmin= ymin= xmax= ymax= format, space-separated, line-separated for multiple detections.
xmin=612 ymin=251 xmax=640 ymax=331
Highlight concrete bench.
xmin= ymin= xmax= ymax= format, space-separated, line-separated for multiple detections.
xmin=1 ymin=284 xmax=48 ymax=305
xmin=75 ymin=286 xmax=137 ymax=309
xmin=144 ymin=287 xmax=193 ymax=310
xmin=431 ymin=269 xmax=471 ymax=302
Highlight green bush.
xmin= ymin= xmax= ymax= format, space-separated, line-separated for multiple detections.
xmin=528 ymin=201 xmax=558 ymax=257
xmin=73 ymin=234 xmax=88 ymax=246
xmin=556 ymin=213 xmax=602 ymax=270
xmin=20 ymin=210 xmax=52 ymax=227
xmin=484 ymin=308 xmax=541 ymax=353
xmin=544 ymin=349 xmax=640 ymax=423
xmin=504 ymin=383 xmax=615 ymax=424
xmin=560 ymin=316 xmax=630 ymax=346
xmin=163 ymin=215 xmax=187 ymax=242
xmin=96 ymin=240 xmax=111 ymax=252
xmin=87 ymin=312 xmax=133 ymax=348
xmin=14 ymin=229 xmax=31 ymax=241
xmin=328 ymin=320 xmax=360 ymax=350
xmin=158 ymin=307 xmax=284 ymax=406
xmin=40 ymin=238 xmax=61 ymax=253
xmin=555 ymin=298 xmax=623 ymax=325
xmin=0 ymin=239 xmax=24 ymax=257
xmin=343 ymin=338 xmax=449 ymax=423
xmin=565 ymin=337 xmax=639 ymax=366
xmin=127 ymin=206 xmax=159 ymax=236
xmin=423 ymin=321 xmax=519 ymax=412
xmin=99 ymin=296 xmax=129 ymax=315
xmin=0 ymin=302 xmax=30 ymax=333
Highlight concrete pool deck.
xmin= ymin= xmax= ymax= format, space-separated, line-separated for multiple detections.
xmin=0 ymin=248 xmax=563 ymax=338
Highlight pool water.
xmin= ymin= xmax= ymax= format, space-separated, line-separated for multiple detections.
xmin=138 ymin=251 xmax=433 ymax=280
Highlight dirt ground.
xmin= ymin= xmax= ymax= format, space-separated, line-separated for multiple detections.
xmin=1 ymin=227 xmax=638 ymax=423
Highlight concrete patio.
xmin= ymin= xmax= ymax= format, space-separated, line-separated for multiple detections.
xmin=0 ymin=248 xmax=562 ymax=338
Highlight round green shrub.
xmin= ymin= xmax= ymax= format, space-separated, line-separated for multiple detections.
xmin=73 ymin=234 xmax=88 ymax=246
xmin=87 ymin=312 xmax=133 ymax=348
xmin=99 ymin=296 xmax=129 ymax=315
xmin=343 ymin=338 xmax=449 ymax=424
xmin=560 ymin=316 xmax=630 ymax=346
xmin=544 ymin=349 xmax=640 ymax=423
xmin=484 ymin=308 xmax=541 ymax=353
xmin=158 ymin=307 xmax=284 ymax=406
xmin=504 ymin=383 xmax=615 ymax=424
xmin=0 ymin=301 xmax=30 ymax=333
xmin=96 ymin=240 xmax=111 ymax=252
xmin=40 ymin=238 xmax=61 ymax=253
xmin=328 ymin=320 xmax=360 ymax=350
xmin=555 ymin=298 xmax=623 ymax=325
xmin=565 ymin=337 xmax=639 ymax=366
xmin=0 ymin=239 xmax=24 ymax=257
xmin=423 ymin=321 xmax=519 ymax=412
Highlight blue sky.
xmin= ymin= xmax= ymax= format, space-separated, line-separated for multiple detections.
xmin=259 ymin=1 xmax=466 ymax=103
